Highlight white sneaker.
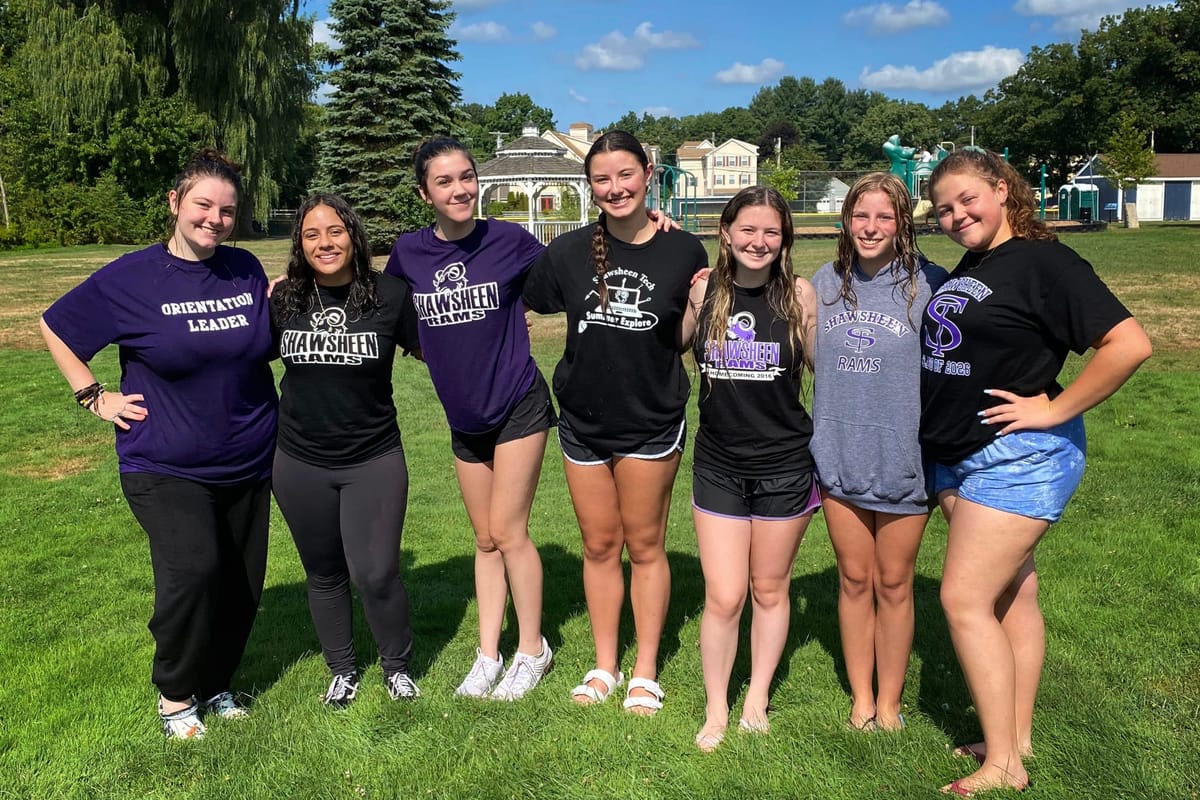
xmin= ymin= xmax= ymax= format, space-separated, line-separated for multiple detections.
xmin=323 ymin=672 xmax=359 ymax=708
xmin=202 ymin=691 xmax=248 ymax=719
xmin=455 ymin=649 xmax=504 ymax=698
xmin=159 ymin=699 xmax=206 ymax=740
xmin=491 ymin=637 xmax=552 ymax=701
xmin=385 ymin=671 xmax=421 ymax=700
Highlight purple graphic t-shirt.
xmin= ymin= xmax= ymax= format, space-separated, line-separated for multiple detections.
xmin=43 ymin=244 xmax=278 ymax=484
xmin=384 ymin=219 xmax=544 ymax=434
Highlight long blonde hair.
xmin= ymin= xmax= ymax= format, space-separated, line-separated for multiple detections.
xmin=830 ymin=172 xmax=925 ymax=328
xmin=701 ymin=186 xmax=807 ymax=380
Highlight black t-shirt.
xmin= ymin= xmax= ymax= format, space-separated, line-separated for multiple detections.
xmin=523 ymin=224 xmax=707 ymax=450
xmin=693 ymin=283 xmax=813 ymax=477
xmin=919 ymin=238 xmax=1131 ymax=463
xmin=273 ymin=272 xmax=419 ymax=467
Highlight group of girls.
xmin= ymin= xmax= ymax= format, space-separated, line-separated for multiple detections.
xmin=42 ymin=137 xmax=1149 ymax=796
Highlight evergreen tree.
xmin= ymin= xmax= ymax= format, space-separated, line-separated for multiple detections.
xmin=317 ymin=0 xmax=461 ymax=251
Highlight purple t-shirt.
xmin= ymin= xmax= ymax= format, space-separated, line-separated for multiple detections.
xmin=384 ymin=219 xmax=544 ymax=434
xmin=43 ymin=243 xmax=278 ymax=484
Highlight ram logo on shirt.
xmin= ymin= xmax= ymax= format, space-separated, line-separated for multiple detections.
xmin=412 ymin=261 xmax=500 ymax=326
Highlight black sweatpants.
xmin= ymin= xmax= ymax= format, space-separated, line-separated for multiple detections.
xmin=120 ymin=472 xmax=271 ymax=703
xmin=271 ymin=447 xmax=412 ymax=676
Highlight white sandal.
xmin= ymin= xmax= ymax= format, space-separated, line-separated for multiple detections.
xmin=622 ymin=677 xmax=664 ymax=714
xmin=570 ymin=668 xmax=623 ymax=704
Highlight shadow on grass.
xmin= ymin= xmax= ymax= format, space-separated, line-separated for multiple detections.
xmin=240 ymin=541 xmax=710 ymax=693
xmin=787 ymin=566 xmax=974 ymax=738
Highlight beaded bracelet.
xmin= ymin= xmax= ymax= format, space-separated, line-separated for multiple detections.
xmin=74 ymin=382 xmax=105 ymax=413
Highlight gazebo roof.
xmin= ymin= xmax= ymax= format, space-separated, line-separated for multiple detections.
xmin=478 ymin=155 xmax=583 ymax=179
xmin=477 ymin=125 xmax=584 ymax=180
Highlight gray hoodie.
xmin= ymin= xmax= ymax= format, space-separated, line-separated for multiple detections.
xmin=810 ymin=259 xmax=947 ymax=514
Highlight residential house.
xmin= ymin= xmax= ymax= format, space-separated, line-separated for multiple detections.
xmin=675 ymin=138 xmax=758 ymax=197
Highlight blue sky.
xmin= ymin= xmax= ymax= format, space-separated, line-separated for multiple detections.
xmin=300 ymin=0 xmax=1151 ymax=124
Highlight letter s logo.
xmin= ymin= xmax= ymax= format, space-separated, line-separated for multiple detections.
xmin=924 ymin=295 xmax=967 ymax=358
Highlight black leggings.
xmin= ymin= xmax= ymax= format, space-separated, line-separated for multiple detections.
xmin=120 ymin=472 xmax=271 ymax=703
xmin=272 ymin=447 xmax=412 ymax=675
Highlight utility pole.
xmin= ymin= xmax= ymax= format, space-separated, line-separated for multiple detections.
xmin=775 ymin=137 xmax=781 ymax=168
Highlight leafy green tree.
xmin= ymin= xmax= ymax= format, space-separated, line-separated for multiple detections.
xmin=758 ymin=162 xmax=799 ymax=202
xmin=20 ymin=0 xmax=315 ymax=226
xmin=316 ymin=0 xmax=461 ymax=251
xmin=978 ymin=42 xmax=1090 ymax=186
xmin=484 ymin=93 xmax=554 ymax=138
xmin=1100 ymin=110 xmax=1159 ymax=190
xmin=845 ymin=99 xmax=939 ymax=169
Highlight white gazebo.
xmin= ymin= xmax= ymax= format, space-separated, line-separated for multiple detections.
xmin=476 ymin=125 xmax=590 ymax=243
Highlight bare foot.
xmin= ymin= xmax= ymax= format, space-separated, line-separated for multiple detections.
xmin=738 ymin=704 xmax=770 ymax=734
xmin=940 ymin=764 xmax=1030 ymax=796
xmin=953 ymin=741 xmax=1034 ymax=764
xmin=875 ymin=712 xmax=906 ymax=732
xmin=695 ymin=720 xmax=727 ymax=752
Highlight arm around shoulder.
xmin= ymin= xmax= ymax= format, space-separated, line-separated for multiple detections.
xmin=794 ymin=276 xmax=818 ymax=368
xmin=680 ymin=274 xmax=708 ymax=349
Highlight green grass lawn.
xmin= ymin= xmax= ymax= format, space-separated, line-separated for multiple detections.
xmin=0 ymin=226 xmax=1197 ymax=799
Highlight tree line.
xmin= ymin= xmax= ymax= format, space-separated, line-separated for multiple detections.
xmin=0 ymin=0 xmax=1195 ymax=250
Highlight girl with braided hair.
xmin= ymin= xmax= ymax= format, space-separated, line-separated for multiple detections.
xmin=524 ymin=130 xmax=708 ymax=714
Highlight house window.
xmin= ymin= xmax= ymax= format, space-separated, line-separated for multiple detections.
xmin=715 ymin=175 xmax=725 ymax=185
xmin=740 ymin=174 xmax=750 ymax=184
xmin=740 ymin=155 xmax=750 ymax=166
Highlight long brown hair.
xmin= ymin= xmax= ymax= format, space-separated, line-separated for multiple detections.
xmin=584 ymin=130 xmax=649 ymax=311
xmin=928 ymin=149 xmax=1056 ymax=243
xmin=274 ymin=194 xmax=379 ymax=322
xmin=701 ymin=186 xmax=807 ymax=381
xmin=830 ymin=172 xmax=925 ymax=327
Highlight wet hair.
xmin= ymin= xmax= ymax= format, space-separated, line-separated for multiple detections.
xmin=583 ymin=130 xmax=650 ymax=311
xmin=928 ymin=148 xmax=1055 ymax=243
xmin=273 ymin=193 xmax=380 ymax=322
xmin=168 ymin=148 xmax=242 ymax=238
xmin=831 ymin=171 xmax=925 ymax=327
xmin=413 ymin=136 xmax=479 ymax=196
xmin=702 ymin=185 xmax=807 ymax=384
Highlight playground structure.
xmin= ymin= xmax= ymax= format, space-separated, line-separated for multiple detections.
xmin=884 ymin=135 xmax=951 ymax=201
xmin=652 ymin=163 xmax=701 ymax=233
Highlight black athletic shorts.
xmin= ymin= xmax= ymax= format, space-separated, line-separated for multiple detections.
xmin=557 ymin=414 xmax=686 ymax=466
xmin=691 ymin=464 xmax=820 ymax=521
xmin=450 ymin=370 xmax=556 ymax=464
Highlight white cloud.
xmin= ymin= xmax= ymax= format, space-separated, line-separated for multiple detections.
xmin=859 ymin=46 xmax=1025 ymax=91
xmin=451 ymin=20 xmax=511 ymax=42
xmin=312 ymin=18 xmax=338 ymax=48
xmin=843 ymin=1 xmax=950 ymax=35
xmin=575 ymin=22 xmax=699 ymax=71
xmin=1013 ymin=0 xmax=1150 ymax=33
xmin=569 ymin=88 xmax=588 ymax=104
xmin=714 ymin=58 xmax=786 ymax=85
xmin=531 ymin=21 xmax=556 ymax=40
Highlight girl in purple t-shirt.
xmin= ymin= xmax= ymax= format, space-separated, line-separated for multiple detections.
xmin=40 ymin=149 xmax=278 ymax=740
xmin=385 ymin=138 xmax=554 ymax=700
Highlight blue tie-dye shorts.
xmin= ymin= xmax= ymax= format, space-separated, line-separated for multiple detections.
xmin=929 ymin=416 xmax=1087 ymax=523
